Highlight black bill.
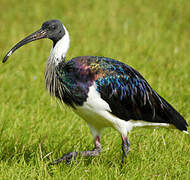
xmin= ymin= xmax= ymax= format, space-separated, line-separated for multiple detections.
xmin=2 ymin=29 xmax=47 ymax=63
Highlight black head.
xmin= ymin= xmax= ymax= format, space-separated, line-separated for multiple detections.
xmin=41 ymin=19 xmax=65 ymax=45
xmin=2 ymin=19 xmax=65 ymax=63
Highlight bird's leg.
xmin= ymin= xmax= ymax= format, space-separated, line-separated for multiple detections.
xmin=121 ymin=136 xmax=130 ymax=164
xmin=50 ymin=136 xmax=101 ymax=165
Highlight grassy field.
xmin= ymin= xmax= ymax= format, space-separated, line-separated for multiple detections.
xmin=0 ymin=0 xmax=190 ymax=179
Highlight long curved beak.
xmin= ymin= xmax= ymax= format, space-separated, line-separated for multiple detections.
xmin=2 ymin=28 xmax=48 ymax=63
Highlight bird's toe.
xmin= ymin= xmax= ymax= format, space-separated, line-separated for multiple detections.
xmin=49 ymin=152 xmax=78 ymax=165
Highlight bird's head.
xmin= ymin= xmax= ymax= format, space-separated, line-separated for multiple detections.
xmin=41 ymin=20 xmax=65 ymax=44
xmin=2 ymin=19 xmax=66 ymax=63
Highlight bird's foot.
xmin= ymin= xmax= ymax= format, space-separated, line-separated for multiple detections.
xmin=121 ymin=136 xmax=130 ymax=166
xmin=50 ymin=136 xmax=101 ymax=165
xmin=50 ymin=146 xmax=101 ymax=165
xmin=49 ymin=151 xmax=78 ymax=165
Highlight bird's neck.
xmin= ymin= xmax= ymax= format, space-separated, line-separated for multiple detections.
xmin=45 ymin=25 xmax=70 ymax=98
xmin=49 ymin=24 xmax=70 ymax=66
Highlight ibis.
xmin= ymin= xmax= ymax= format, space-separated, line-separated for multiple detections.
xmin=2 ymin=19 xmax=188 ymax=165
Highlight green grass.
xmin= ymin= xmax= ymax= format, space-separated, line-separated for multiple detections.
xmin=0 ymin=0 xmax=190 ymax=179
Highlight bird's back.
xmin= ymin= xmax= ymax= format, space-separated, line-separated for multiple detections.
xmin=55 ymin=56 xmax=188 ymax=132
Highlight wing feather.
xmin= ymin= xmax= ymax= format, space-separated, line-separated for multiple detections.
xmin=93 ymin=57 xmax=188 ymax=131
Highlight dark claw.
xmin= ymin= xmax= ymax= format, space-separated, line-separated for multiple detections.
xmin=49 ymin=147 xmax=101 ymax=165
xmin=49 ymin=152 xmax=78 ymax=165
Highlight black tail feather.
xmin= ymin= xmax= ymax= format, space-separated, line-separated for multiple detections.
xmin=154 ymin=94 xmax=188 ymax=132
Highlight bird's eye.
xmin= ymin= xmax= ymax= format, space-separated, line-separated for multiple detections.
xmin=51 ymin=25 xmax=57 ymax=30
